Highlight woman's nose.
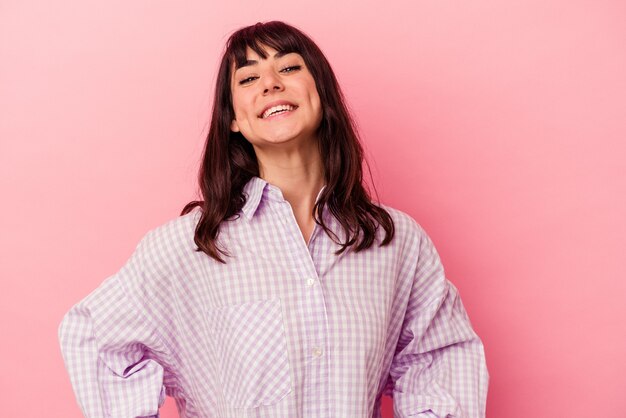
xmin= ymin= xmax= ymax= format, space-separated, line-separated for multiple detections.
xmin=262 ymin=73 xmax=284 ymax=94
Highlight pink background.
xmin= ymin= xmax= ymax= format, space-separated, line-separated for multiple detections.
xmin=1 ymin=1 xmax=625 ymax=417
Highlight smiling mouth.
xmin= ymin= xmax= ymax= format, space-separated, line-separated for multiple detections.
xmin=259 ymin=105 xmax=299 ymax=119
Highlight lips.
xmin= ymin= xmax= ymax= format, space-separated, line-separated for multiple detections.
xmin=258 ymin=100 xmax=298 ymax=119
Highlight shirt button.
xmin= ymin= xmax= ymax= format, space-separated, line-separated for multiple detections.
xmin=306 ymin=278 xmax=316 ymax=287
xmin=312 ymin=347 xmax=323 ymax=357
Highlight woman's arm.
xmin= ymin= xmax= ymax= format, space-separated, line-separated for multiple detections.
xmin=389 ymin=229 xmax=489 ymax=418
xmin=58 ymin=236 xmax=170 ymax=417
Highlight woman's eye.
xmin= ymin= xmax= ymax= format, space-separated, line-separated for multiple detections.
xmin=239 ymin=76 xmax=257 ymax=85
xmin=281 ymin=65 xmax=302 ymax=73
xmin=238 ymin=65 xmax=301 ymax=85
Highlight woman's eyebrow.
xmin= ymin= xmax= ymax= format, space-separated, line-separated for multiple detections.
xmin=236 ymin=50 xmax=293 ymax=70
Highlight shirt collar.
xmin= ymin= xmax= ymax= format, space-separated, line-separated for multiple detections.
xmin=241 ymin=176 xmax=327 ymax=221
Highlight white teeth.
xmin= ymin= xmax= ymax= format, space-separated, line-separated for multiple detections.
xmin=262 ymin=104 xmax=295 ymax=119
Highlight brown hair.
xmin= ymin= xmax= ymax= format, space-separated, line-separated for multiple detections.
xmin=181 ymin=21 xmax=395 ymax=263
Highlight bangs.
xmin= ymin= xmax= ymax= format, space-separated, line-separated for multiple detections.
xmin=227 ymin=22 xmax=306 ymax=69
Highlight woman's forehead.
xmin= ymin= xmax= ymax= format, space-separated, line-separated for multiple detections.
xmin=245 ymin=44 xmax=275 ymax=59
xmin=243 ymin=44 xmax=301 ymax=61
xmin=231 ymin=45 xmax=301 ymax=72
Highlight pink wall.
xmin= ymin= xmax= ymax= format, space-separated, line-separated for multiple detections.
xmin=1 ymin=1 xmax=625 ymax=417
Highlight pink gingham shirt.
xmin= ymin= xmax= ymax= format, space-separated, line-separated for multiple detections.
xmin=58 ymin=175 xmax=489 ymax=418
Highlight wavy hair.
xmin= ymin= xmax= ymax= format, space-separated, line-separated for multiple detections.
xmin=181 ymin=21 xmax=395 ymax=263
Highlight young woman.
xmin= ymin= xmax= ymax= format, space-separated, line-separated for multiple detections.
xmin=59 ymin=21 xmax=489 ymax=418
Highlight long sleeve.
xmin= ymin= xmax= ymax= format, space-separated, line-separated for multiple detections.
xmin=389 ymin=228 xmax=489 ymax=418
xmin=58 ymin=235 xmax=169 ymax=418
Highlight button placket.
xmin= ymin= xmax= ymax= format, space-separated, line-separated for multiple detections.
xmin=270 ymin=192 xmax=330 ymax=410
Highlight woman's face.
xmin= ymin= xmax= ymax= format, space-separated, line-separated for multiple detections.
xmin=229 ymin=45 xmax=322 ymax=149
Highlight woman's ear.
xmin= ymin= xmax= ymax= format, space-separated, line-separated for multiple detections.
xmin=230 ymin=119 xmax=240 ymax=132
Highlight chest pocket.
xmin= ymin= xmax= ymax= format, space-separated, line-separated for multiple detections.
xmin=208 ymin=297 xmax=293 ymax=409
